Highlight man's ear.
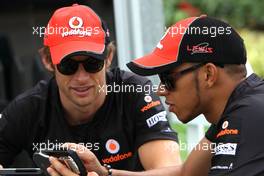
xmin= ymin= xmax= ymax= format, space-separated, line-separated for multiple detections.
xmin=38 ymin=47 xmax=55 ymax=72
xmin=203 ymin=63 xmax=219 ymax=88
xmin=41 ymin=57 xmax=55 ymax=72
xmin=105 ymin=47 xmax=114 ymax=69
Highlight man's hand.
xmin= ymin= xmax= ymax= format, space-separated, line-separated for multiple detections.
xmin=48 ymin=143 xmax=107 ymax=176
xmin=47 ymin=156 xmax=98 ymax=176
xmin=0 ymin=164 xmax=3 ymax=169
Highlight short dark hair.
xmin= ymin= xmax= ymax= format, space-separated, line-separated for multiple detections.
xmin=223 ymin=64 xmax=247 ymax=79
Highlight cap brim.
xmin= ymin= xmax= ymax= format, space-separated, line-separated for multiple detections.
xmin=49 ymin=41 xmax=105 ymax=64
xmin=127 ymin=53 xmax=181 ymax=76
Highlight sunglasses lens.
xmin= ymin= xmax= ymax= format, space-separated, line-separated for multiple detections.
xmin=57 ymin=58 xmax=78 ymax=75
xmin=57 ymin=57 xmax=105 ymax=75
xmin=159 ymin=73 xmax=174 ymax=91
xmin=83 ymin=58 xmax=104 ymax=73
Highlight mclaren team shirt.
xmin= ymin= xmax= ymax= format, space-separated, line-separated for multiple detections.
xmin=206 ymin=74 xmax=264 ymax=176
xmin=0 ymin=68 xmax=178 ymax=170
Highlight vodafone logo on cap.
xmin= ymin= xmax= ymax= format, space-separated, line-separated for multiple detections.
xmin=69 ymin=16 xmax=83 ymax=29
xmin=105 ymin=139 xmax=120 ymax=154
xmin=62 ymin=16 xmax=91 ymax=37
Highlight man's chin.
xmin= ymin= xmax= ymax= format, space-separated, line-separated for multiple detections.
xmin=174 ymin=114 xmax=192 ymax=124
xmin=180 ymin=115 xmax=197 ymax=124
xmin=180 ymin=119 xmax=190 ymax=124
xmin=73 ymin=98 xmax=93 ymax=107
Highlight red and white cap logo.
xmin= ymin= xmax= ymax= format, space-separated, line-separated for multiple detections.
xmin=69 ymin=16 xmax=83 ymax=29
xmin=105 ymin=139 xmax=120 ymax=154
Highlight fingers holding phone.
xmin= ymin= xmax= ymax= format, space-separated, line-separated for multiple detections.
xmin=47 ymin=157 xmax=98 ymax=176
xmin=33 ymin=149 xmax=87 ymax=176
xmin=62 ymin=143 xmax=107 ymax=175
xmin=47 ymin=156 xmax=78 ymax=176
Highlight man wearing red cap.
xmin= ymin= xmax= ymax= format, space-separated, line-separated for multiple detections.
xmin=0 ymin=4 xmax=181 ymax=176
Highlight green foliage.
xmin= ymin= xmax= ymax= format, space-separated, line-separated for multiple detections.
xmin=163 ymin=0 xmax=189 ymax=27
xmin=240 ymin=30 xmax=264 ymax=77
xmin=170 ymin=122 xmax=210 ymax=161
xmin=164 ymin=0 xmax=264 ymax=29
xmin=189 ymin=0 xmax=264 ymax=29
xmin=170 ymin=123 xmax=188 ymax=160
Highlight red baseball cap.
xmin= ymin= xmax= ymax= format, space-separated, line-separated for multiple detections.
xmin=44 ymin=4 xmax=110 ymax=64
xmin=127 ymin=16 xmax=246 ymax=76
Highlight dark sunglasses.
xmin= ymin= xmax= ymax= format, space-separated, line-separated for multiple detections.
xmin=57 ymin=57 xmax=105 ymax=75
xmin=159 ymin=63 xmax=205 ymax=91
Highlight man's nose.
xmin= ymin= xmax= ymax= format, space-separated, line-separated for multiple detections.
xmin=74 ymin=64 xmax=91 ymax=80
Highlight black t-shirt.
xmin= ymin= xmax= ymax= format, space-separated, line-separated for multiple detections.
xmin=0 ymin=68 xmax=178 ymax=171
xmin=205 ymin=74 xmax=264 ymax=176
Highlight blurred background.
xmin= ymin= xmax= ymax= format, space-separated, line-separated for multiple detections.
xmin=0 ymin=0 xmax=263 ymax=164
xmin=164 ymin=0 xmax=264 ymax=77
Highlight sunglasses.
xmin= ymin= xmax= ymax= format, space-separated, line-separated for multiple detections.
xmin=159 ymin=63 xmax=205 ymax=91
xmin=57 ymin=57 xmax=105 ymax=75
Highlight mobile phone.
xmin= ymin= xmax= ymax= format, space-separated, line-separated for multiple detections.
xmin=0 ymin=168 xmax=42 ymax=175
xmin=33 ymin=149 xmax=87 ymax=176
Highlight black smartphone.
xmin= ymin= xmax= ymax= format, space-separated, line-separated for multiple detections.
xmin=0 ymin=168 xmax=42 ymax=175
xmin=33 ymin=149 xmax=87 ymax=176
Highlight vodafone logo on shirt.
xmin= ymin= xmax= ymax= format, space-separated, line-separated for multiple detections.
xmin=103 ymin=139 xmax=133 ymax=164
xmin=144 ymin=95 xmax=152 ymax=103
xmin=105 ymin=139 xmax=120 ymax=154
xmin=222 ymin=121 xmax=229 ymax=129
xmin=141 ymin=101 xmax=161 ymax=112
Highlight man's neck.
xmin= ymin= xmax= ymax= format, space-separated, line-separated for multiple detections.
xmin=205 ymin=78 xmax=245 ymax=124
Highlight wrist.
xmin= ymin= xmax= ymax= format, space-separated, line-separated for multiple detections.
xmin=102 ymin=164 xmax=112 ymax=176
xmin=99 ymin=165 xmax=108 ymax=176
